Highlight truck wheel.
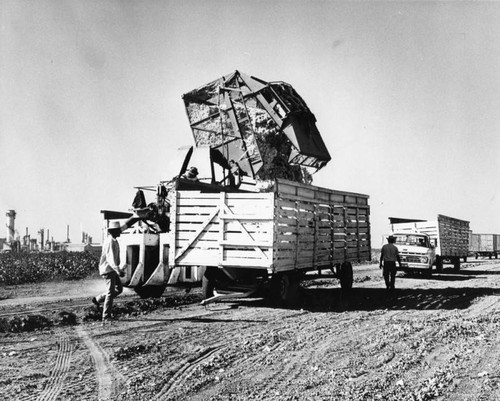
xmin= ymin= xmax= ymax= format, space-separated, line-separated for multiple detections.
xmin=134 ymin=284 xmax=166 ymax=299
xmin=202 ymin=267 xmax=217 ymax=300
xmin=277 ymin=273 xmax=300 ymax=307
xmin=339 ymin=262 xmax=353 ymax=290
xmin=453 ymin=257 xmax=460 ymax=272
xmin=435 ymin=257 xmax=443 ymax=272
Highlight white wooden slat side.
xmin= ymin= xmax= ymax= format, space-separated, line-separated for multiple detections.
xmin=174 ymin=190 xmax=275 ymax=268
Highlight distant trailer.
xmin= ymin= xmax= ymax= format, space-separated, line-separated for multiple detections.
xmin=469 ymin=233 xmax=500 ymax=259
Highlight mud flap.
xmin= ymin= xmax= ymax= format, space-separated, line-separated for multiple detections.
xmin=144 ymin=263 xmax=170 ymax=286
xmin=128 ymin=262 xmax=144 ymax=287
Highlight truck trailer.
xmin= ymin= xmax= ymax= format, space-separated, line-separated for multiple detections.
xmin=469 ymin=233 xmax=500 ymax=259
xmin=104 ymin=177 xmax=370 ymax=305
xmin=388 ymin=215 xmax=469 ymax=274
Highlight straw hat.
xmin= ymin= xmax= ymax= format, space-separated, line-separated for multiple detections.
xmin=107 ymin=221 xmax=121 ymax=231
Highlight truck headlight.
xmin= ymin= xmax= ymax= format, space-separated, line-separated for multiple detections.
xmin=420 ymin=257 xmax=428 ymax=263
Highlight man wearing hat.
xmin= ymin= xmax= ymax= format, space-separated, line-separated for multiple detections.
xmin=92 ymin=221 xmax=125 ymax=322
xmin=379 ymin=235 xmax=402 ymax=290
xmin=181 ymin=166 xmax=199 ymax=182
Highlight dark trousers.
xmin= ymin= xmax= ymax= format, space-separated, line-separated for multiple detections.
xmin=96 ymin=271 xmax=123 ymax=319
xmin=383 ymin=261 xmax=397 ymax=289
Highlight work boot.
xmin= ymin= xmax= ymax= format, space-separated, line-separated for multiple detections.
xmin=101 ymin=315 xmax=116 ymax=326
xmin=91 ymin=297 xmax=100 ymax=308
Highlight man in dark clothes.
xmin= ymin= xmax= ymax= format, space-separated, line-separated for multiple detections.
xmin=380 ymin=235 xmax=402 ymax=290
xmin=181 ymin=166 xmax=199 ymax=181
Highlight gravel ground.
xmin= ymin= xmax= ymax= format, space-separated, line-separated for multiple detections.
xmin=1 ymin=259 xmax=500 ymax=400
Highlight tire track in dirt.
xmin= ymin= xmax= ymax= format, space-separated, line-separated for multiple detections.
xmin=22 ymin=331 xmax=74 ymax=401
xmin=228 ymin=312 xmax=371 ymax=399
xmin=152 ymin=345 xmax=225 ymax=401
xmin=246 ymin=310 xmax=410 ymax=399
xmin=453 ymin=339 xmax=500 ymax=401
xmin=88 ymin=306 xmax=277 ymax=396
xmin=76 ymin=326 xmax=125 ymax=401
xmin=112 ymin=307 xmax=287 ymax=382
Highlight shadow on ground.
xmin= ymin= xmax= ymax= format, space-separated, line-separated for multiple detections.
xmin=300 ymin=286 xmax=500 ymax=313
xmin=401 ymin=268 xmax=500 ymax=281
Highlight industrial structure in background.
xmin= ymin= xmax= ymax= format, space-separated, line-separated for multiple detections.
xmin=0 ymin=209 xmax=101 ymax=254
xmin=101 ymin=70 xmax=371 ymax=303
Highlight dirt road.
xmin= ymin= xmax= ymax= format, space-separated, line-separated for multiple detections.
xmin=1 ymin=259 xmax=500 ymax=400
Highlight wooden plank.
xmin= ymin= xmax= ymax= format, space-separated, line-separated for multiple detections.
xmin=223 ymin=248 xmax=272 ymax=257
xmin=278 ymin=199 xmax=298 ymax=210
xmin=176 ymin=214 xmax=220 ymax=224
xmin=276 ymin=209 xmax=298 ymax=218
xmin=276 ymin=226 xmax=298 ymax=235
xmin=175 ymin=206 xmax=220 ymax=261
xmin=177 ymin=191 xmax=221 ymax=200
xmin=296 ymin=202 xmax=316 ymax=212
xmin=276 ymin=216 xmax=299 ymax=227
xmin=175 ymin=232 xmax=219 ymax=242
xmin=221 ymin=203 xmax=270 ymax=261
xmin=225 ymin=220 xmax=273 ymax=231
xmin=220 ymin=240 xmax=273 ymax=247
xmin=177 ymin=197 xmax=221 ymax=207
xmin=275 ymin=233 xmax=297 ymax=242
xmin=220 ymin=214 xmax=274 ymax=221
xmin=224 ymin=193 xmax=274 ymax=200
xmin=296 ymin=243 xmax=315 ymax=251
xmin=175 ymin=222 xmax=220 ymax=233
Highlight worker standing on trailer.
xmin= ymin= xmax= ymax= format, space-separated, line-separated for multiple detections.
xmin=181 ymin=166 xmax=199 ymax=181
xmin=379 ymin=235 xmax=402 ymax=290
xmin=228 ymin=160 xmax=243 ymax=188
xmin=92 ymin=221 xmax=125 ymax=323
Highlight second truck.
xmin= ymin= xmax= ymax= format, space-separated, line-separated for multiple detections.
xmin=388 ymin=215 xmax=470 ymax=275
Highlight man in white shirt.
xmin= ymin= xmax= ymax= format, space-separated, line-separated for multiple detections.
xmin=92 ymin=221 xmax=125 ymax=322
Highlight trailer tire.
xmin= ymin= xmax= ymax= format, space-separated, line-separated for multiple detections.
xmin=202 ymin=267 xmax=218 ymax=300
xmin=339 ymin=262 xmax=353 ymax=290
xmin=273 ymin=273 xmax=300 ymax=307
xmin=435 ymin=257 xmax=443 ymax=272
xmin=453 ymin=257 xmax=460 ymax=272
xmin=134 ymin=284 xmax=166 ymax=299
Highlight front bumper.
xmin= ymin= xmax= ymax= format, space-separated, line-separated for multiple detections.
xmin=399 ymin=255 xmax=431 ymax=270
xmin=399 ymin=262 xmax=430 ymax=270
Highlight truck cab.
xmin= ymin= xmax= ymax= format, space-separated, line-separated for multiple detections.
xmin=392 ymin=232 xmax=436 ymax=272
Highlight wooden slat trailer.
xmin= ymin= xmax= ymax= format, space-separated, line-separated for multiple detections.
xmin=168 ymin=178 xmax=371 ymax=305
xmin=469 ymin=233 xmax=500 ymax=259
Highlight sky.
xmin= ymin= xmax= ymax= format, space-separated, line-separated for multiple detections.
xmin=1 ymin=0 xmax=499 ymax=246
